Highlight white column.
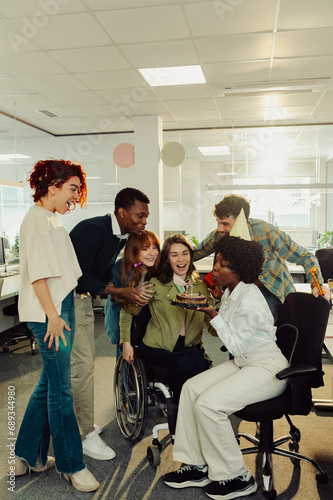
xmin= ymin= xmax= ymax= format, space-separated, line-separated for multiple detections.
xmin=134 ymin=116 xmax=164 ymax=243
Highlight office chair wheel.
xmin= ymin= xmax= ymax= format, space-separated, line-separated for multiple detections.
xmin=147 ymin=445 xmax=160 ymax=467
xmin=316 ymin=473 xmax=328 ymax=484
xmin=264 ymin=489 xmax=277 ymax=500
xmin=114 ymin=354 xmax=148 ymax=440
xmin=289 ymin=442 xmax=299 ymax=452
xmin=2 ymin=346 xmax=9 ymax=353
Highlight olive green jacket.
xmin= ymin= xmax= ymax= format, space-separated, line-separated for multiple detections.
xmin=120 ymin=277 xmax=217 ymax=352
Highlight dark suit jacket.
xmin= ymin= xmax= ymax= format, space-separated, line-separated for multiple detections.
xmin=70 ymin=215 xmax=126 ymax=295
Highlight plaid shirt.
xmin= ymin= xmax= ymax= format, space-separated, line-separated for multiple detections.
xmin=193 ymin=218 xmax=323 ymax=303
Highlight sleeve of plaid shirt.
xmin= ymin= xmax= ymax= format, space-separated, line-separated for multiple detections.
xmin=193 ymin=230 xmax=220 ymax=261
xmin=256 ymin=221 xmax=324 ymax=286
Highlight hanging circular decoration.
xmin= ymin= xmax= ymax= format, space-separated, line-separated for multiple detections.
xmin=113 ymin=143 xmax=135 ymax=168
xmin=161 ymin=142 xmax=185 ymax=167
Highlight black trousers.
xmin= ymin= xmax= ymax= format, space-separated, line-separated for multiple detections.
xmin=137 ymin=337 xmax=207 ymax=403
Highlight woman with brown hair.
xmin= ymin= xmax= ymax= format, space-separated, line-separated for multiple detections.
xmin=120 ymin=234 xmax=217 ymax=412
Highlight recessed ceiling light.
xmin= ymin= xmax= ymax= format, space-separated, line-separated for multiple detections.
xmin=104 ymin=182 xmax=121 ymax=186
xmin=139 ymin=65 xmax=205 ymax=87
xmin=217 ymin=172 xmax=237 ymax=176
xmin=86 ymin=176 xmax=101 ymax=180
xmin=198 ymin=146 xmax=230 ymax=156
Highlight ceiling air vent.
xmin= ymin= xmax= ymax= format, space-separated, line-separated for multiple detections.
xmin=35 ymin=109 xmax=61 ymax=118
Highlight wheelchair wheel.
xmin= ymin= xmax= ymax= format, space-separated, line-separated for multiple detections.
xmin=147 ymin=445 xmax=160 ymax=467
xmin=114 ymin=354 xmax=148 ymax=440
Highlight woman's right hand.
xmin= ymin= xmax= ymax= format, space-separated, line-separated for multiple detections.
xmin=43 ymin=315 xmax=70 ymax=351
xmin=123 ymin=342 xmax=134 ymax=364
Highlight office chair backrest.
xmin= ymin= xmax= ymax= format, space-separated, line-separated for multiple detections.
xmin=315 ymin=248 xmax=333 ymax=282
xmin=276 ymin=292 xmax=330 ymax=388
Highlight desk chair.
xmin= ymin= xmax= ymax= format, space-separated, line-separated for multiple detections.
xmin=315 ymin=248 xmax=333 ymax=282
xmin=235 ymin=292 xmax=330 ymax=500
xmin=0 ymin=296 xmax=38 ymax=355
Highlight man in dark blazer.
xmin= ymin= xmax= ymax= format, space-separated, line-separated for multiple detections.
xmin=70 ymin=187 xmax=150 ymax=460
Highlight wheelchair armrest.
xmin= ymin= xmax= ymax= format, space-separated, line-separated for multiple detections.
xmin=276 ymin=364 xmax=317 ymax=380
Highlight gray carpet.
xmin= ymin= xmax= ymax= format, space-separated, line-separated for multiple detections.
xmin=0 ymin=313 xmax=332 ymax=500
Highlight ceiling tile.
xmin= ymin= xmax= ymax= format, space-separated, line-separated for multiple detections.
xmin=0 ymin=51 xmax=66 ymax=77
xmin=0 ymin=77 xmax=38 ymax=95
xmin=12 ymin=13 xmax=111 ymax=50
xmin=153 ymin=84 xmax=211 ymax=100
xmin=46 ymin=91 xmax=107 ymax=107
xmin=278 ymin=0 xmax=333 ymax=29
xmin=96 ymin=87 xmax=158 ymax=103
xmin=120 ymin=40 xmax=199 ymax=67
xmin=275 ymin=28 xmax=333 ymax=58
xmin=0 ymin=0 xmax=86 ymax=17
xmin=196 ymin=33 xmax=272 ymax=63
xmin=204 ymin=61 xmax=270 ymax=84
xmin=16 ymin=74 xmax=88 ymax=93
xmin=95 ymin=5 xmax=190 ymax=44
xmin=271 ymin=56 xmax=333 ymax=80
xmin=84 ymin=0 xmax=179 ymax=9
xmin=164 ymin=98 xmax=216 ymax=112
xmin=185 ymin=0 xmax=276 ymax=36
xmin=49 ymin=46 xmax=131 ymax=72
xmin=76 ymin=70 xmax=145 ymax=90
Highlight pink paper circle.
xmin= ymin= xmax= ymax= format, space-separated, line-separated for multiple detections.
xmin=113 ymin=143 xmax=135 ymax=168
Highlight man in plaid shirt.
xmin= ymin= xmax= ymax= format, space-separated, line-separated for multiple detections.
xmin=193 ymin=194 xmax=329 ymax=320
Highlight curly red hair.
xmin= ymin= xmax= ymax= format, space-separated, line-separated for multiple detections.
xmin=28 ymin=158 xmax=87 ymax=208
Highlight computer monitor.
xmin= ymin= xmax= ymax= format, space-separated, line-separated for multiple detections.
xmin=0 ymin=236 xmax=5 ymax=266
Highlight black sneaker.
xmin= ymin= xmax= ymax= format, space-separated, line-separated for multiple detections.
xmin=204 ymin=472 xmax=257 ymax=499
xmin=163 ymin=464 xmax=211 ymax=488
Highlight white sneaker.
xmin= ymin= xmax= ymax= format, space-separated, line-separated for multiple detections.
xmin=94 ymin=424 xmax=102 ymax=435
xmin=82 ymin=430 xmax=116 ymax=460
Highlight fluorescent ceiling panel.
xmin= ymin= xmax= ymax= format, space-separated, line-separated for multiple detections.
xmin=139 ymin=65 xmax=205 ymax=86
xmin=0 ymin=154 xmax=31 ymax=160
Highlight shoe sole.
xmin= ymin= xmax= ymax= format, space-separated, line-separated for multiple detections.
xmin=63 ymin=473 xmax=100 ymax=492
xmin=164 ymin=478 xmax=212 ymax=489
xmin=205 ymin=482 xmax=257 ymax=500
xmin=82 ymin=449 xmax=116 ymax=461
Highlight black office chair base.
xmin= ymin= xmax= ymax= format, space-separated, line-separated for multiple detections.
xmin=1 ymin=327 xmax=38 ymax=355
xmin=237 ymin=420 xmax=328 ymax=499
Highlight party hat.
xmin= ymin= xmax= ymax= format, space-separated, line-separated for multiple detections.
xmin=229 ymin=208 xmax=251 ymax=241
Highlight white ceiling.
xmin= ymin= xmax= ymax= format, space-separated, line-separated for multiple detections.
xmin=1 ymin=0 xmax=333 ymax=163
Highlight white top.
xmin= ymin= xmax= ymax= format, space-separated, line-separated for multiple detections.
xmin=18 ymin=206 xmax=82 ymax=322
xmin=210 ymin=281 xmax=276 ymax=356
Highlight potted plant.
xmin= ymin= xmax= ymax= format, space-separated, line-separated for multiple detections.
xmin=317 ymin=230 xmax=333 ymax=248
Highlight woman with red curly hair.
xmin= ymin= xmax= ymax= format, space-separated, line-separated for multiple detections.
xmin=13 ymin=159 xmax=99 ymax=492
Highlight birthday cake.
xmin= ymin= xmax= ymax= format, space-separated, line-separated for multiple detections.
xmin=174 ymin=292 xmax=207 ymax=305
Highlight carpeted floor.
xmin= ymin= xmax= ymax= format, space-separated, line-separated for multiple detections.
xmin=0 ymin=313 xmax=332 ymax=500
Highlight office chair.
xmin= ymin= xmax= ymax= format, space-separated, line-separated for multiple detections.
xmin=235 ymin=292 xmax=330 ymax=500
xmin=315 ymin=248 xmax=333 ymax=282
xmin=0 ymin=296 xmax=38 ymax=355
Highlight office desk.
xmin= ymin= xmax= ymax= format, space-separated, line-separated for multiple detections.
xmin=0 ymin=274 xmax=20 ymax=300
xmin=0 ymin=274 xmax=20 ymax=333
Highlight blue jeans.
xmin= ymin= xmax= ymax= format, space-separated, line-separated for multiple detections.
xmin=15 ymin=291 xmax=85 ymax=474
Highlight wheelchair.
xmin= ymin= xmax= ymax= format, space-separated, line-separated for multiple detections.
xmin=114 ymin=349 xmax=175 ymax=467
xmin=113 ymin=305 xmax=211 ymax=467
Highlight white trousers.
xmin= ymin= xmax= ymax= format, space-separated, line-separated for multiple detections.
xmin=173 ymin=341 xmax=288 ymax=481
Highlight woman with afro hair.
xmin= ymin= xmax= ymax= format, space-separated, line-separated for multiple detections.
xmin=163 ymin=236 xmax=288 ymax=500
